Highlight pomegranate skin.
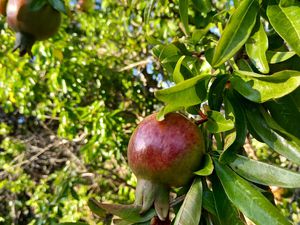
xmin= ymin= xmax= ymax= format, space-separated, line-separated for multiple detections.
xmin=128 ymin=113 xmax=205 ymax=187
xmin=6 ymin=0 xmax=61 ymax=41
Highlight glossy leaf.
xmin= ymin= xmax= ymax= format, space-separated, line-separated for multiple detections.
xmin=202 ymin=189 xmax=217 ymax=216
xmin=245 ymin=21 xmax=269 ymax=73
xmin=144 ymin=0 xmax=156 ymax=24
xmin=29 ymin=0 xmax=47 ymax=11
xmin=230 ymin=155 xmax=300 ymax=188
xmin=266 ymin=51 xmax=296 ymax=64
xmin=174 ymin=178 xmax=202 ymax=225
xmin=88 ymin=199 xmax=156 ymax=223
xmin=190 ymin=24 xmax=213 ymax=44
xmin=88 ymin=198 xmax=107 ymax=218
xmin=179 ymin=0 xmax=190 ymax=34
xmin=206 ymin=110 xmax=234 ymax=133
xmin=245 ymin=104 xmax=300 ymax=165
xmin=156 ymin=105 xmax=183 ymax=121
xmin=220 ymin=90 xmax=247 ymax=162
xmin=195 ymin=154 xmax=214 ymax=176
xmin=155 ymin=74 xmax=210 ymax=118
xmin=236 ymin=59 xmax=253 ymax=71
xmin=211 ymin=174 xmax=244 ymax=225
xmin=231 ymin=70 xmax=300 ymax=103
xmin=266 ymin=88 xmax=300 ymax=139
xmin=208 ymin=75 xmax=228 ymax=111
xmin=173 ymin=56 xmax=186 ymax=83
xmin=48 ymin=0 xmax=66 ymax=14
xmin=212 ymin=0 xmax=259 ymax=67
xmin=214 ymin=161 xmax=293 ymax=225
xmin=267 ymin=0 xmax=300 ymax=56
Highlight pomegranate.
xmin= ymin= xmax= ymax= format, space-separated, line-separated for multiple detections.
xmin=6 ymin=0 xmax=61 ymax=56
xmin=76 ymin=0 xmax=94 ymax=13
xmin=128 ymin=113 xmax=205 ymax=220
xmin=0 ymin=0 xmax=8 ymax=15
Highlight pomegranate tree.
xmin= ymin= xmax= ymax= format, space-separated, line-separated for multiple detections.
xmin=6 ymin=0 xmax=61 ymax=56
xmin=128 ymin=112 xmax=205 ymax=220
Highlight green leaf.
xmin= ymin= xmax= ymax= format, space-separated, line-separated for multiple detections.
xmin=211 ymin=174 xmax=244 ymax=225
xmin=206 ymin=110 xmax=234 ymax=133
xmin=179 ymin=0 xmax=190 ymax=35
xmin=88 ymin=198 xmax=106 ymax=218
xmin=266 ymin=51 xmax=296 ymax=64
xmin=191 ymin=0 xmax=212 ymax=14
xmin=208 ymin=75 xmax=228 ymax=111
xmin=156 ymin=105 xmax=183 ymax=121
xmin=88 ymin=199 xmax=156 ymax=223
xmin=174 ymin=178 xmax=202 ymax=225
xmin=195 ymin=154 xmax=214 ymax=176
xmin=267 ymin=0 xmax=300 ymax=56
xmin=214 ymin=161 xmax=293 ymax=225
xmin=155 ymin=74 xmax=210 ymax=118
xmin=60 ymin=223 xmax=89 ymax=225
xmin=29 ymin=0 xmax=47 ymax=11
xmin=266 ymin=88 xmax=300 ymax=139
xmin=190 ymin=24 xmax=213 ymax=44
xmin=48 ymin=0 xmax=66 ymax=13
xmin=113 ymin=219 xmax=134 ymax=225
xmin=245 ymin=21 xmax=269 ymax=73
xmin=212 ymin=0 xmax=259 ymax=67
xmin=144 ymin=0 xmax=156 ymax=24
xmin=245 ymin=103 xmax=300 ymax=165
xmin=220 ymin=90 xmax=247 ymax=162
xmin=231 ymin=70 xmax=300 ymax=103
xmin=173 ymin=56 xmax=186 ymax=83
xmin=202 ymin=189 xmax=217 ymax=216
xmin=230 ymin=155 xmax=300 ymax=188
xmin=236 ymin=59 xmax=253 ymax=71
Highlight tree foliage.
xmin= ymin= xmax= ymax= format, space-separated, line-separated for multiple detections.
xmin=0 ymin=0 xmax=300 ymax=224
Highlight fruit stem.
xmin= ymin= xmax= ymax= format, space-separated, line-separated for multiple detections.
xmin=196 ymin=110 xmax=208 ymax=125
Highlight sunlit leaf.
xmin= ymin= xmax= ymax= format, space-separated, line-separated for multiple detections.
xmin=266 ymin=51 xmax=296 ymax=64
xmin=173 ymin=56 xmax=186 ymax=83
xmin=195 ymin=154 xmax=214 ymax=176
xmin=174 ymin=178 xmax=202 ymax=225
xmin=267 ymin=0 xmax=300 ymax=56
xmin=179 ymin=0 xmax=190 ymax=35
xmin=206 ymin=110 xmax=234 ymax=133
xmin=245 ymin=21 xmax=269 ymax=73
xmin=215 ymin=160 xmax=293 ymax=225
xmin=212 ymin=0 xmax=259 ymax=67
xmin=211 ymin=174 xmax=244 ymax=225
xmin=230 ymin=155 xmax=300 ymax=188
xmin=231 ymin=70 xmax=300 ymax=103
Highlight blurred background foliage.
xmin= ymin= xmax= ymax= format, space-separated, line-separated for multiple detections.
xmin=0 ymin=0 xmax=299 ymax=224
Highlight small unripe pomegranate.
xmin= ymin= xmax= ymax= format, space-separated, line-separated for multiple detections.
xmin=128 ymin=113 xmax=205 ymax=220
xmin=76 ymin=0 xmax=94 ymax=13
xmin=6 ymin=0 xmax=61 ymax=56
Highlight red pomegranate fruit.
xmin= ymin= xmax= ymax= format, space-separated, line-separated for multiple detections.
xmin=128 ymin=112 xmax=205 ymax=220
xmin=6 ymin=0 xmax=61 ymax=56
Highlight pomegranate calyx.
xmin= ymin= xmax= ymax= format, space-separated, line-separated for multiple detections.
xmin=134 ymin=178 xmax=170 ymax=221
xmin=12 ymin=32 xmax=35 ymax=57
